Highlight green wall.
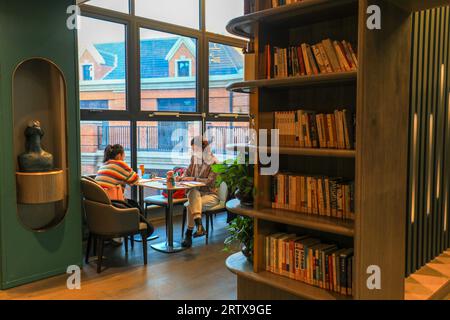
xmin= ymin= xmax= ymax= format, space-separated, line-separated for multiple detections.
xmin=0 ymin=0 xmax=82 ymax=288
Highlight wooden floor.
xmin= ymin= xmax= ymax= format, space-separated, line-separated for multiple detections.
xmin=405 ymin=249 xmax=450 ymax=300
xmin=0 ymin=213 xmax=237 ymax=300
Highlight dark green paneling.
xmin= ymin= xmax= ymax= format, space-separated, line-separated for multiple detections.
xmin=0 ymin=0 xmax=82 ymax=288
xmin=407 ymin=6 xmax=450 ymax=276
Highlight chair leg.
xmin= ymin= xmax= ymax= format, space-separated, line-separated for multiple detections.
xmin=130 ymin=235 xmax=135 ymax=249
xmin=141 ymin=232 xmax=148 ymax=265
xmin=205 ymin=214 xmax=210 ymax=245
xmin=124 ymin=236 xmax=128 ymax=253
xmin=211 ymin=214 xmax=214 ymax=231
xmin=92 ymin=235 xmax=97 ymax=256
xmin=181 ymin=207 xmax=187 ymax=235
xmin=97 ymin=237 xmax=104 ymax=274
xmin=85 ymin=233 xmax=92 ymax=264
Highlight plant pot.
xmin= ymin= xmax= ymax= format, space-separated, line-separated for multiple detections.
xmin=235 ymin=189 xmax=254 ymax=207
xmin=241 ymin=245 xmax=253 ymax=264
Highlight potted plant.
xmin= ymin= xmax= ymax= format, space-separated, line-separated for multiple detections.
xmin=212 ymin=158 xmax=254 ymax=207
xmin=224 ymin=216 xmax=254 ymax=262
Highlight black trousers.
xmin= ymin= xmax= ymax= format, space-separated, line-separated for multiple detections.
xmin=112 ymin=199 xmax=155 ymax=237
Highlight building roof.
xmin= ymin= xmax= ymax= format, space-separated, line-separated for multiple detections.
xmin=92 ymin=38 xmax=243 ymax=80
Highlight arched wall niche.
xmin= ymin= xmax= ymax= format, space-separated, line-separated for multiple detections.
xmin=13 ymin=58 xmax=69 ymax=232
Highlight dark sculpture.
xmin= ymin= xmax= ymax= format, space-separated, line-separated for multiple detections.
xmin=18 ymin=120 xmax=54 ymax=172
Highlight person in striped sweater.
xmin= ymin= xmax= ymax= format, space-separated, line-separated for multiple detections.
xmin=95 ymin=144 xmax=139 ymax=193
xmin=95 ymin=144 xmax=154 ymax=245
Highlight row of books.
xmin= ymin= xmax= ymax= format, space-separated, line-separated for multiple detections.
xmin=274 ymin=109 xmax=355 ymax=150
xmin=271 ymin=0 xmax=303 ymax=8
xmin=265 ymin=233 xmax=354 ymax=296
xmin=272 ymin=173 xmax=355 ymax=220
xmin=263 ymin=39 xmax=358 ymax=79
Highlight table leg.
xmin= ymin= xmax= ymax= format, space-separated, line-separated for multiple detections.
xmin=151 ymin=189 xmax=186 ymax=253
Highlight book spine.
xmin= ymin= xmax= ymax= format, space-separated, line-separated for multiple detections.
xmin=340 ymin=254 xmax=347 ymax=295
xmin=312 ymin=44 xmax=327 ymax=73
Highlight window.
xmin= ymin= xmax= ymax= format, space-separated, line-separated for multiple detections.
xmin=135 ymin=0 xmax=200 ymax=29
xmin=80 ymin=121 xmax=131 ymax=176
xmin=206 ymin=0 xmax=244 ymax=37
xmin=140 ymin=28 xmax=197 ymax=112
xmin=82 ymin=64 xmax=94 ymax=81
xmin=209 ymin=42 xmax=249 ymax=114
xmin=79 ymin=1 xmax=249 ymax=202
xmin=78 ymin=17 xmax=127 ymax=110
xmin=85 ymin=0 xmax=129 ymax=13
xmin=177 ymin=60 xmax=191 ymax=77
xmin=80 ymin=100 xmax=109 ymax=110
xmin=157 ymin=98 xmax=196 ymax=112
xmin=206 ymin=121 xmax=250 ymax=162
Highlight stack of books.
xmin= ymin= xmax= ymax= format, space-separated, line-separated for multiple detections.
xmin=263 ymin=39 xmax=358 ymax=79
xmin=272 ymin=173 xmax=355 ymax=221
xmin=265 ymin=233 xmax=354 ymax=296
xmin=271 ymin=0 xmax=303 ymax=8
xmin=274 ymin=109 xmax=355 ymax=149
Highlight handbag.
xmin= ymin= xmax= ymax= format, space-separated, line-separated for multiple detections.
xmin=104 ymin=185 xmax=125 ymax=201
xmin=162 ymin=167 xmax=187 ymax=199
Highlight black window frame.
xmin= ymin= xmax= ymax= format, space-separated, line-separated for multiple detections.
xmin=78 ymin=0 xmax=250 ymax=199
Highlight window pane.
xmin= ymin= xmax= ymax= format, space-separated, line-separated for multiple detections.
xmin=85 ymin=0 xmax=129 ymax=13
xmin=205 ymin=122 xmax=250 ymax=162
xmin=135 ymin=0 xmax=199 ymax=29
xmin=206 ymin=0 xmax=244 ymax=37
xmin=140 ymin=28 xmax=197 ymax=112
xmin=80 ymin=121 xmax=131 ymax=176
xmin=136 ymin=121 xmax=201 ymax=198
xmin=209 ymin=42 xmax=249 ymax=114
xmin=78 ymin=17 xmax=126 ymax=110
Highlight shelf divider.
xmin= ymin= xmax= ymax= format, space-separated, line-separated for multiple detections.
xmin=226 ymin=199 xmax=355 ymax=237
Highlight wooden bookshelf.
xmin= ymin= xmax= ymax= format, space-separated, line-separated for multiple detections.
xmin=226 ymin=0 xmax=358 ymax=39
xmin=227 ymin=199 xmax=355 ymax=237
xmin=227 ymin=71 xmax=357 ymax=93
xmin=223 ymin=0 xmax=433 ymax=300
xmin=226 ymin=252 xmax=351 ymax=300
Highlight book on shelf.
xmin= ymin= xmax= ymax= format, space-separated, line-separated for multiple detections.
xmin=265 ymin=232 xmax=354 ymax=296
xmin=271 ymin=173 xmax=355 ymax=221
xmin=263 ymin=39 xmax=357 ymax=79
xmin=274 ymin=109 xmax=355 ymax=150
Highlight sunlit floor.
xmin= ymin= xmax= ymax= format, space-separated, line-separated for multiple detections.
xmin=0 ymin=213 xmax=237 ymax=300
xmin=405 ymin=249 xmax=450 ymax=300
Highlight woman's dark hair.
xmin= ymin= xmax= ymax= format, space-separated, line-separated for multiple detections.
xmin=191 ymin=137 xmax=209 ymax=150
xmin=103 ymin=144 xmax=124 ymax=163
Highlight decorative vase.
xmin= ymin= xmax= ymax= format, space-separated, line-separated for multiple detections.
xmin=235 ymin=189 xmax=254 ymax=207
xmin=18 ymin=120 xmax=54 ymax=172
xmin=241 ymin=244 xmax=253 ymax=263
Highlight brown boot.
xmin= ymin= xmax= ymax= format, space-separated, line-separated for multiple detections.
xmin=181 ymin=229 xmax=193 ymax=248
xmin=193 ymin=218 xmax=206 ymax=238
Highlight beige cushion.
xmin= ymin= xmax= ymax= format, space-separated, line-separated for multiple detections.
xmin=144 ymin=195 xmax=187 ymax=206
